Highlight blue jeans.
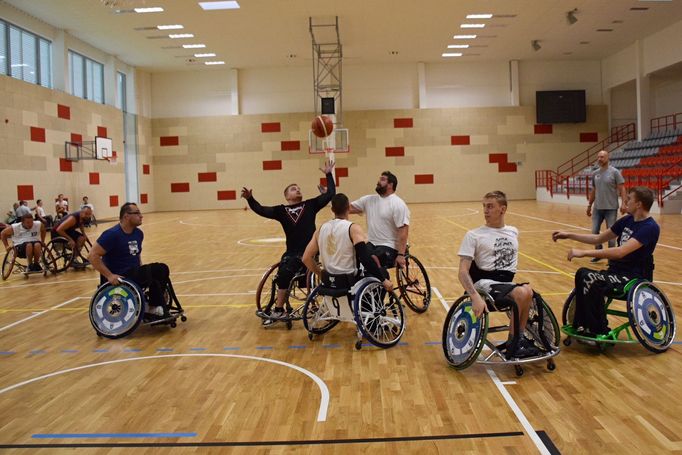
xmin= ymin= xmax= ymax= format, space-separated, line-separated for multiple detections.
xmin=591 ymin=209 xmax=617 ymax=249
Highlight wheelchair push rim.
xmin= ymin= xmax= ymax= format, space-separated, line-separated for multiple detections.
xmin=43 ymin=238 xmax=74 ymax=273
xmin=627 ymin=281 xmax=676 ymax=353
xmin=302 ymin=286 xmax=340 ymax=335
xmin=442 ymin=296 xmax=488 ymax=370
xmin=353 ymin=280 xmax=405 ymax=348
xmin=90 ymin=279 xmax=144 ymax=339
xmin=396 ymin=255 xmax=431 ymax=313
xmin=2 ymin=248 xmax=16 ymax=280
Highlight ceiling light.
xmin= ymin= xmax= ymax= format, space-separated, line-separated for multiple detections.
xmin=169 ymin=34 xmax=194 ymax=38
xmin=183 ymin=44 xmax=206 ymax=48
xmin=157 ymin=25 xmax=183 ymax=30
xmin=453 ymin=34 xmax=477 ymax=39
xmin=466 ymin=14 xmax=493 ymax=19
xmin=442 ymin=53 xmax=463 ymax=57
xmin=448 ymin=44 xmax=469 ymax=49
xmin=194 ymin=53 xmax=216 ymax=57
xmin=531 ymin=40 xmax=541 ymax=51
xmin=199 ymin=1 xmax=240 ymax=10
xmin=460 ymin=24 xmax=485 ymax=28
xmin=134 ymin=7 xmax=163 ymax=13
xmin=567 ymin=9 xmax=578 ymax=25
xmin=205 ymin=61 xmax=225 ymax=65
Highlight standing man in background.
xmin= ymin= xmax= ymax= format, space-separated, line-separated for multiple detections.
xmin=587 ymin=150 xmax=627 ymax=263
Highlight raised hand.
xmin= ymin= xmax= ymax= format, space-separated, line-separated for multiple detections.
xmin=240 ymin=187 xmax=253 ymax=199
xmin=320 ymin=158 xmax=335 ymax=174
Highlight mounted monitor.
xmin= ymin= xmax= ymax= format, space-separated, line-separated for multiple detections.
xmin=536 ymin=90 xmax=586 ymax=124
xmin=95 ymin=136 xmax=113 ymax=159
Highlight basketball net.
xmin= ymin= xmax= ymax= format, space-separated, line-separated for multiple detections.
xmin=323 ymin=131 xmax=335 ymax=163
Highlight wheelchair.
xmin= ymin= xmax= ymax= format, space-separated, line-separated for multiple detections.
xmin=255 ymin=261 xmax=316 ymax=329
xmin=89 ymin=277 xmax=187 ymax=339
xmin=561 ymin=278 xmax=676 ymax=354
xmin=42 ymin=234 xmax=91 ymax=274
xmin=302 ymin=274 xmax=406 ymax=350
xmin=2 ymin=243 xmax=54 ymax=280
xmin=442 ymin=289 xmax=560 ymax=376
xmin=394 ymin=245 xmax=431 ymax=313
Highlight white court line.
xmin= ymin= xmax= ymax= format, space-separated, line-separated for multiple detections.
xmin=0 ymin=354 xmax=330 ymax=422
xmin=487 ymin=368 xmax=551 ymax=455
xmin=176 ymin=292 xmax=255 ymax=297
xmin=236 ymin=237 xmax=285 ymax=247
xmin=0 ymin=277 xmax=97 ymax=290
xmin=0 ymin=297 xmax=82 ymax=333
xmin=432 ymin=287 xmax=449 ymax=312
xmin=173 ymin=274 xmax=262 ymax=285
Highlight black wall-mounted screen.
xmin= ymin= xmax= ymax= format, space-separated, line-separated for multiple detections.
xmin=536 ymin=90 xmax=586 ymax=124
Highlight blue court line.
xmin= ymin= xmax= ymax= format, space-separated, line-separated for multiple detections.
xmin=0 ymin=351 xmax=16 ymax=355
xmin=61 ymin=350 xmax=79 ymax=353
xmin=672 ymin=341 xmax=682 ymax=345
xmin=323 ymin=344 xmax=340 ymax=349
xmin=30 ymin=350 xmax=46 ymax=355
xmin=424 ymin=341 xmax=442 ymax=345
xmin=288 ymin=345 xmax=306 ymax=349
xmin=223 ymin=347 xmax=240 ymax=351
xmin=123 ymin=348 xmax=142 ymax=353
xmin=398 ymin=342 xmax=408 ymax=346
xmin=93 ymin=349 xmax=109 ymax=353
xmin=189 ymin=347 xmax=206 ymax=351
xmin=156 ymin=348 xmax=173 ymax=352
xmin=255 ymin=346 xmax=273 ymax=350
xmin=31 ymin=432 xmax=197 ymax=439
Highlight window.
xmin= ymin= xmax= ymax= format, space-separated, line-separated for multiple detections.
xmin=69 ymin=50 xmax=104 ymax=103
xmin=116 ymin=71 xmax=127 ymax=111
xmin=0 ymin=19 xmax=52 ymax=88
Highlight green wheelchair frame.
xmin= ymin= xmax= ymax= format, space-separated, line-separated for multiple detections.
xmin=561 ymin=278 xmax=676 ymax=353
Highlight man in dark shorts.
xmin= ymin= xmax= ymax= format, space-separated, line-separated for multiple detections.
xmin=241 ymin=159 xmax=335 ymax=324
xmin=1 ymin=213 xmax=46 ymax=272
xmin=53 ymin=206 xmax=93 ymax=265
xmin=553 ymin=186 xmax=660 ymax=336
xmin=89 ymin=203 xmax=171 ymax=317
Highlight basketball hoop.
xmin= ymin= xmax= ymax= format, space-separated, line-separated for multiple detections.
xmin=323 ymin=136 xmax=335 ymax=162
xmin=107 ymin=156 xmax=117 ymax=165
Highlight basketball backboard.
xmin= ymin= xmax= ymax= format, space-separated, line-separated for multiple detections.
xmin=309 ymin=128 xmax=349 ymax=155
xmin=96 ymin=136 xmax=113 ymax=159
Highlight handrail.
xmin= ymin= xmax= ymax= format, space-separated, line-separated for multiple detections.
xmin=556 ymin=123 xmax=636 ymax=177
xmin=650 ymin=112 xmax=682 ymax=133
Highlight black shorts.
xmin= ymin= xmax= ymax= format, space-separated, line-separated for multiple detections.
xmin=15 ymin=241 xmax=41 ymax=258
xmin=367 ymin=243 xmax=398 ymax=269
xmin=276 ymin=254 xmax=305 ymax=289
xmin=487 ymin=283 xmax=524 ymax=310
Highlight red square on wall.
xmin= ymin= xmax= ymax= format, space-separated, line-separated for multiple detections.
xmin=261 ymin=122 xmax=281 ymax=133
xmin=71 ymin=133 xmax=83 ymax=143
xmin=262 ymin=160 xmax=282 ymax=171
xmin=140 ymin=193 xmax=148 ymax=204
xmin=394 ymin=118 xmax=413 ymax=128
xmin=385 ymin=146 xmax=405 ymax=157
xmin=160 ymin=136 xmax=179 ymax=146
xmin=198 ymin=172 xmax=217 ymax=182
xmin=30 ymin=127 xmax=46 ymax=143
xmin=57 ymin=104 xmax=71 ymax=120
xmin=59 ymin=158 xmax=73 ymax=172
xmin=451 ymin=135 xmax=470 ymax=145
xmin=171 ymin=182 xmax=190 ymax=192
xmin=97 ymin=126 xmax=108 ymax=138
xmin=17 ymin=185 xmax=34 ymax=201
xmin=109 ymin=195 xmax=119 ymax=207
xmin=89 ymin=172 xmax=100 ymax=185
xmin=414 ymin=174 xmax=434 ymax=184
xmin=534 ymin=124 xmax=553 ymax=134
xmin=218 ymin=190 xmax=236 ymax=200
xmin=580 ymin=132 xmax=598 ymax=142
xmin=281 ymin=140 xmax=300 ymax=151
xmin=143 ymin=164 xmax=150 ymax=175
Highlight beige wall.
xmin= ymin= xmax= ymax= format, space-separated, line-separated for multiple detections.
xmin=150 ymin=105 xmax=608 ymax=211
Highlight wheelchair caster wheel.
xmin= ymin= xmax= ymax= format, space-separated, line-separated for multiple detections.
xmin=547 ymin=359 xmax=556 ymax=371
xmin=514 ymin=365 xmax=524 ymax=377
xmin=308 ymin=333 xmax=313 ymax=341
xmin=355 ymin=340 xmax=362 ymax=350
xmin=286 ymin=320 xmax=293 ymax=330
xmin=563 ymin=337 xmax=572 ymax=346
xmin=170 ymin=322 xmax=177 ymax=328
xmin=181 ymin=315 xmax=187 ymax=322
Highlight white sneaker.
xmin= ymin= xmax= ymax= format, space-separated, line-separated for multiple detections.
xmin=148 ymin=305 xmax=165 ymax=316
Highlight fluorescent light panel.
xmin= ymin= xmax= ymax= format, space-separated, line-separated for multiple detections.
xmin=461 ymin=23 xmax=485 ymax=28
xmin=453 ymin=34 xmax=477 ymax=39
xmin=157 ymin=25 xmax=183 ymax=30
xmin=448 ymin=44 xmax=469 ymax=49
xmin=194 ymin=53 xmax=216 ymax=57
xmin=442 ymin=53 xmax=463 ymax=57
xmin=466 ymin=14 xmax=493 ymax=19
xmin=205 ymin=61 xmax=225 ymax=65
xmin=183 ymin=44 xmax=206 ymax=48
xmin=199 ymin=1 xmax=240 ymax=10
xmin=169 ymin=34 xmax=194 ymax=38
xmin=134 ymin=7 xmax=163 ymax=13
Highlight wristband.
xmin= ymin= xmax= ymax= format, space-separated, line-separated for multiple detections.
xmin=397 ymin=253 xmax=405 ymax=257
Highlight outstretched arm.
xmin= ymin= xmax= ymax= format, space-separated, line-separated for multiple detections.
xmin=314 ymin=159 xmax=336 ymax=209
xmin=241 ymin=187 xmax=277 ymax=219
xmin=567 ymin=237 xmax=643 ymax=262
xmin=302 ymin=231 xmax=321 ymax=278
xmin=552 ymin=229 xmax=616 ymax=246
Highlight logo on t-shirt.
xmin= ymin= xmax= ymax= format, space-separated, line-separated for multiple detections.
xmin=128 ymin=240 xmax=140 ymax=256
xmin=493 ymin=237 xmax=515 ymax=269
xmin=619 ymin=227 xmax=633 ymax=246
xmin=285 ymin=205 xmax=305 ymax=224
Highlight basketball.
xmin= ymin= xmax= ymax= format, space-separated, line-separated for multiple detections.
xmin=311 ymin=115 xmax=334 ymax=138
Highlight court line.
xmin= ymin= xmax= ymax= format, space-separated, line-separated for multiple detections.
xmin=33 ymin=432 xmax=197 ymax=439
xmin=0 ymin=297 xmax=81 ymax=333
xmin=487 ymin=368 xmax=551 ymax=455
xmin=173 ymin=274 xmax=262 ymax=285
xmin=0 ymin=353 xmax=330 ymax=422
xmin=432 ymin=287 xmax=449 ymax=312
xmin=236 ymin=237 xmax=285 ymax=247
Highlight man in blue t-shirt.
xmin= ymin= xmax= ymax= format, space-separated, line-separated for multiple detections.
xmin=552 ymin=186 xmax=660 ymax=335
xmin=88 ymin=202 xmax=171 ymax=316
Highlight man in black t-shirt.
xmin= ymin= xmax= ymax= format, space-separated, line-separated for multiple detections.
xmin=241 ymin=159 xmax=335 ymax=323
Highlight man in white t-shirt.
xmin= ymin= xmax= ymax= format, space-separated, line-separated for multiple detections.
xmin=457 ymin=190 xmax=539 ymax=359
xmin=350 ymin=171 xmax=410 ymax=269
xmin=1 ymin=213 xmax=46 ymax=272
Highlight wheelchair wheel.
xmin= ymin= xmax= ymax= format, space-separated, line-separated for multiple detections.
xmin=89 ymin=278 xmax=144 ymax=339
xmin=442 ymin=295 xmax=488 ymax=370
xmin=255 ymin=262 xmax=280 ymax=315
xmin=560 ymin=290 xmax=577 ymax=327
xmin=302 ymin=287 xmax=339 ymax=335
xmin=43 ymin=237 xmax=74 ymax=273
xmin=524 ymin=295 xmax=560 ymax=351
xmin=2 ymin=248 xmax=16 ymax=280
xmin=353 ymin=280 xmax=405 ymax=348
xmin=396 ymin=255 xmax=431 ymax=313
xmin=627 ymin=281 xmax=676 ymax=353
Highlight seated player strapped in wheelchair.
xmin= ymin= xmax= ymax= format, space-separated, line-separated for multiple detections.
xmin=44 ymin=209 xmax=93 ymax=273
xmin=1 ymin=217 xmax=53 ymax=280
xmin=89 ymin=263 xmax=186 ymax=339
xmin=2 ymin=242 xmax=51 ymax=280
xmin=255 ymin=256 xmax=316 ymax=329
xmin=561 ymin=266 xmax=676 ymax=353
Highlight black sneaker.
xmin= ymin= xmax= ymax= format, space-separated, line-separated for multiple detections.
xmin=506 ymin=337 xmax=540 ymax=359
xmin=32 ymin=263 xmax=43 ymax=272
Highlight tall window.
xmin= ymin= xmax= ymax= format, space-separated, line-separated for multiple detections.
xmin=116 ymin=71 xmax=127 ymax=112
xmin=69 ymin=50 xmax=104 ymax=103
xmin=0 ymin=19 xmax=52 ymax=88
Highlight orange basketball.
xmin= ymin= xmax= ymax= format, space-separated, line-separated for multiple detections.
xmin=311 ymin=115 xmax=334 ymax=138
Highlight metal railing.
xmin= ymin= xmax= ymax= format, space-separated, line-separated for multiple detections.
xmin=651 ymin=112 xmax=682 ymax=133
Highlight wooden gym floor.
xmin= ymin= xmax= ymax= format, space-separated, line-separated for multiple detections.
xmin=0 ymin=200 xmax=680 ymax=454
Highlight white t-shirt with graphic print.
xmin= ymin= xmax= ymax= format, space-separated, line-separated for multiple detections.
xmin=458 ymin=225 xmax=519 ymax=273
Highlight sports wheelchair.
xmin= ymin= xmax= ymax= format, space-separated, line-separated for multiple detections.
xmin=89 ymin=277 xmax=186 ymax=339
xmin=302 ymin=274 xmax=406 ymax=350
xmin=442 ymin=290 xmax=560 ymax=376
xmin=2 ymin=243 xmax=54 ymax=280
xmin=42 ymin=233 xmax=91 ymax=274
xmin=394 ymin=245 xmax=432 ymax=313
xmin=255 ymin=261 xmax=316 ymax=329
xmin=561 ymin=278 xmax=676 ymax=353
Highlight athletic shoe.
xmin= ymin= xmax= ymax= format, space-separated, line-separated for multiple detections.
xmin=262 ymin=308 xmax=286 ymax=326
xmin=506 ymin=337 xmax=540 ymax=359
xmin=148 ymin=305 xmax=165 ymax=317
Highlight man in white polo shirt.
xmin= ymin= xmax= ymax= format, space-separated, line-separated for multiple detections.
xmin=350 ymin=171 xmax=410 ymax=269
